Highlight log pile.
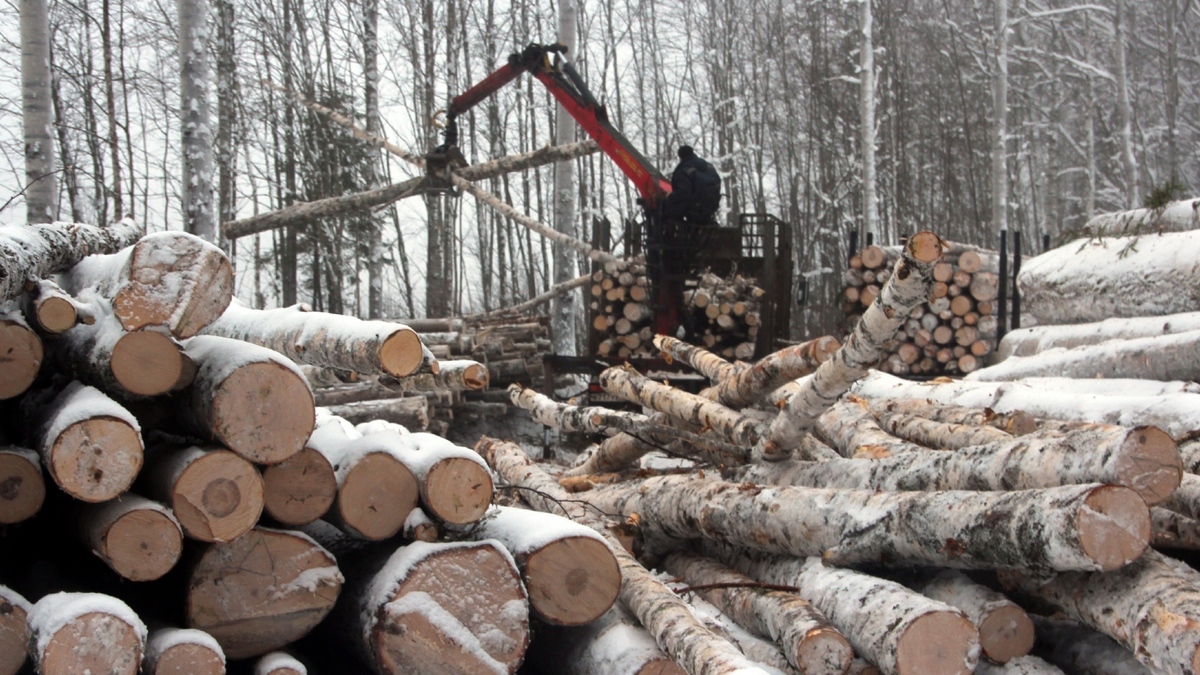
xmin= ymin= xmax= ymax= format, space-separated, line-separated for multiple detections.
xmin=843 ymin=241 xmax=998 ymax=376
xmin=680 ymin=271 xmax=764 ymax=360
xmin=589 ymin=257 xmax=658 ymax=358
xmin=415 ymin=316 xmax=551 ymax=389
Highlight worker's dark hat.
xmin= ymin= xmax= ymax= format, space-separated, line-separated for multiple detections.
xmin=678 ymin=145 xmax=695 ymax=159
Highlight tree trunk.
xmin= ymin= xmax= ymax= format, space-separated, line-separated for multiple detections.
xmin=52 ymin=305 xmax=191 ymax=398
xmin=1079 ymin=199 xmax=1200 ymax=238
xmin=261 ymin=446 xmax=337 ymax=527
xmin=62 ymin=231 xmax=234 ymax=339
xmin=179 ymin=0 xmax=217 ymax=243
xmin=870 ymin=404 xmax=1013 ymax=450
xmin=991 ymin=0 xmax=1008 ymax=237
xmin=214 ymin=0 xmax=236 ymax=255
xmin=143 ymin=628 xmax=226 ymax=675
xmin=1162 ymin=473 xmax=1200 ymax=521
xmin=525 ymin=603 xmax=685 ymax=675
xmin=709 ymin=336 xmax=841 ymax=409
xmin=321 ymin=396 xmax=429 ymax=431
xmin=859 ymin=0 xmax=877 ymax=244
xmin=27 ymin=381 xmax=142 ymax=502
xmin=0 ymin=217 xmax=143 ymax=302
xmin=998 ymin=310 xmax=1200 ymax=360
xmin=1000 ymin=550 xmax=1200 ymax=675
xmin=78 ymin=493 xmax=183 ymax=581
xmin=200 ymin=300 xmax=428 ymax=377
xmin=0 ymin=447 xmax=44 ymax=525
xmin=26 ymin=592 xmax=145 ymax=675
xmin=20 ymin=0 xmax=56 ymax=223
xmin=138 ymin=444 xmax=264 ymax=543
xmin=186 ymin=527 xmax=343 ymax=659
xmin=582 ymin=475 xmax=1147 ymax=571
xmin=0 ymin=307 xmax=42 ymax=401
xmin=362 ymin=0 xmax=383 ymax=319
xmin=663 ymin=551 xmax=852 ymax=675
xmin=908 ymin=570 xmax=1033 ymax=664
xmin=865 ymin=397 xmax=1036 ymax=436
xmin=0 ymin=586 xmax=29 ymax=675
xmin=763 ymin=231 xmax=942 ymax=459
xmin=550 ymin=0 xmax=579 ymax=358
xmin=971 ymin=329 xmax=1200 ymax=383
xmin=175 ymin=335 xmax=314 ymax=464
xmin=1029 ymin=616 xmax=1151 ymax=675
xmin=1113 ymin=0 xmax=1138 ymax=208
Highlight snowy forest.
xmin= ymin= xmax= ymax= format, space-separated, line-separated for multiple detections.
xmin=1 ymin=0 xmax=1198 ymax=339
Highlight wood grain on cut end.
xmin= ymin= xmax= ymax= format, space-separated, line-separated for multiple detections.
xmin=40 ymin=612 xmax=142 ymax=675
xmin=0 ymin=450 xmax=45 ymax=524
xmin=998 ymin=411 xmax=1037 ymax=436
xmin=977 ymin=604 xmax=1035 ymax=664
xmin=421 ymin=457 xmax=493 ymax=525
xmin=0 ymin=320 xmax=43 ymax=400
xmin=907 ymin=231 xmax=945 ymax=264
xmin=860 ymin=246 xmax=886 ymax=269
xmin=379 ymin=329 xmax=424 ymax=377
xmin=212 ymin=361 xmax=314 ymax=464
xmin=894 ymin=611 xmax=977 ymax=675
xmin=49 ymin=417 xmax=142 ymax=502
xmin=114 ymin=237 xmax=234 ymax=338
xmin=636 ymin=663 xmax=686 ymax=675
xmin=173 ymin=449 xmax=264 ymax=543
xmin=36 ymin=296 xmax=77 ymax=333
xmin=1077 ymin=485 xmax=1150 ymax=571
xmin=100 ymin=507 xmax=184 ymax=581
xmin=525 ymin=536 xmax=621 ymax=626
xmin=261 ymin=447 xmax=336 ymax=526
xmin=1115 ymin=426 xmax=1182 ymax=506
xmin=462 ymin=362 xmax=489 ymax=389
xmin=0 ymin=594 xmax=27 ymax=675
xmin=794 ymin=627 xmax=854 ymax=675
xmin=148 ymin=642 xmax=225 ymax=675
xmin=111 ymin=330 xmax=184 ymax=396
xmin=337 ymin=452 xmax=418 ymax=540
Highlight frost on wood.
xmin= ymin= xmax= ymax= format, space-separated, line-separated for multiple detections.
xmin=997 ymin=310 xmax=1200 ymax=359
xmin=26 ymin=591 xmax=147 ymax=675
xmin=0 ymin=585 xmax=30 ymax=675
xmin=144 ymin=627 xmax=225 ymax=675
xmin=0 ymin=446 xmax=45 ymax=525
xmin=762 ymin=231 xmax=942 ymax=459
xmin=0 ymin=218 xmax=142 ymax=302
xmin=78 ymin=492 xmax=184 ymax=581
xmin=254 ymin=651 xmax=307 ymax=675
xmin=0 ymin=303 xmax=43 ymax=400
xmin=1018 ymin=230 xmax=1200 ymax=325
xmin=200 ymin=300 xmax=428 ymax=377
xmin=969 ymin=329 xmax=1200 ymax=382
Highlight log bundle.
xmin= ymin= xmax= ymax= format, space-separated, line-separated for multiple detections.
xmin=843 ymin=241 xmax=998 ymax=376
xmin=589 ymin=256 xmax=659 ymax=358
xmin=678 ymin=271 xmax=764 ymax=361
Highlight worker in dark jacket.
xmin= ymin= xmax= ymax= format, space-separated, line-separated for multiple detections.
xmin=664 ymin=145 xmax=721 ymax=224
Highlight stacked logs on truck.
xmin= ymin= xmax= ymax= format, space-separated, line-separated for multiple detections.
xmin=681 ymin=271 xmax=764 ymax=360
xmin=843 ymin=240 xmax=999 ymax=376
xmin=588 ymin=256 xmax=659 ymax=358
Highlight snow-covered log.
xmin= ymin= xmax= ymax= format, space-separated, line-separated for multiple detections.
xmin=1029 ymin=616 xmax=1151 ymax=675
xmin=908 ymin=570 xmax=1033 ymax=664
xmin=320 ymin=396 xmax=429 ymax=430
xmin=969 ymin=329 xmax=1200 ymax=382
xmin=78 ymin=493 xmax=184 ymax=581
xmin=143 ymin=628 xmax=225 ymax=675
xmin=0 ymin=217 xmax=143 ymax=302
xmin=22 ymin=278 xmax=94 ymax=333
xmin=865 ymin=397 xmax=1036 ymax=436
xmin=62 ymin=231 xmax=233 ymax=338
xmin=260 ymin=444 xmax=337 ymax=527
xmin=997 ymin=311 xmax=1200 ymax=359
xmin=581 ymin=475 xmax=1147 ymax=571
xmin=137 ymin=445 xmax=264 ymax=543
xmin=762 ymin=231 xmax=943 ymax=460
xmin=1152 ymin=507 xmax=1200 ymax=550
xmin=1162 ymin=473 xmax=1200 ymax=521
xmin=974 ymin=656 xmax=1064 ymax=674
xmin=26 ymin=592 xmax=146 ymax=675
xmin=869 ymin=405 xmax=1012 ymax=450
xmin=200 ymin=300 xmax=428 ymax=378
xmin=1018 ymin=231 xmax=1200 ymax=325
xmin=346 ymin=540 xmax=530 ymax=675
xmin=0 ymin=446 xmax=44 ymax=524
xmin=663 ymin=551 xmax=853 ymax=674
xmin=254 ymin=651 xmax=307 ymax=675
xmin=27 ymin=382 xmax=143 ymax=502
xmin=308 ymin=421 xmax=418 ymax=541
xmin=0 ymin=585 xmax=29 ymax=675
xmin=1000 ymin=550 xmax=1200 ymax=675
xmin=175 ymin=336 xmax=314 ymax=464
xmin=524 ymin=603 xmax=686 ymax=675
xmin=704 ymin=335 xmax=841 ymax=409
xmin=464 ymin=506 xmax=620 ymax=626
xmin=715 ymin=552 xmax=980 ymax=675
xmin=186 ymin=527 xmax=343 ymax=659
xmin=0 ymin=305 xmax=42 ymax=400
xmin=1079 ymin=198 xmax=1200 ymax=238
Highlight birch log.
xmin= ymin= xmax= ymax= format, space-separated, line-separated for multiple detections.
xmin=1018 ymin=231 xmax=1200 ymax=325
xmin=864 ymin=397 xmax=1036 ymax=436
xmin=0 ymin=446 xmax=44 ymax=524
xmin=0 ymin=217 xmax=143 ymax=301
xmin=78 ymin=493 xmax=184 ymax=580
xmin=0 ymin=586 xmax=29 ymax=675
xmin=1152 ymin=507 xmax=1200 ymax=550
xmin=1029 ymin=616 xmax=1151 ymax=675
xmin=143 ymin=628 xmax=226 ymax=675
xmin=62 ymin=231 xmax=233 ymax=338
xmin=869 ymin=406 xmax=1013 ymax=450
xmin=653 ymin=335 xmax=739 ymax=381
xmin=969 ymin=329 xmax=1200 ymax=382
xmin=26 ymin=592 xmax=146 ymax=675
xmin=313 ymin=427 xmax=419 ymax=541
xmin=474 ymin=437 xmax=771 ymax=675
xmin=359 ymin=431 xmax=493 ymax=526
xmin=137 ymin=445 xmax=264 ymax=543
xmin=1161 ymin=472 xmax=1200 ymax=521
xmin=1000 ymin=550 xmax=1200 ymax=675
xmin=815 ymin=398 xmax=928 ymax=458
xmin=525 ymin=603 xmax=686 ymax=675
xmin=22 ymin=278 xmax=94 ymax=333
xmin=52 ymin=303 xmax=191 ymax=397
xmin=379 ymin=358 xmax=489 ymax=391
xmin=580 ymin=475 xmax=1148 ymax=571
xmin=260 ymin=444 xmax=337 ymax=526
xmin=763 ymin=231 xmax=942 ymax=459
xmin=663 ymin=551 xmax=853 ymax=675
xmin=997 ymin=310 xmax=1200 ymax=359
xmin=705 ymin=336 xmax=841 ymax=409
xmin=908 ymin=570 xmax=1033 ymax=664
xmin=200 ymin=300 xmax=428 ymax=377
xmin=1079 ymin=198 xmax=1200 ymax=237
xmin=0 ymin=305 xmax=42 ymax=400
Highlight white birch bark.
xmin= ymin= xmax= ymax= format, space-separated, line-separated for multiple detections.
xmin=869 ymin=405 xmax=1012 ymax=450
xmin=551 ymin=0 xmax=579 ymax=358
xmin=710 ymin=336 xmax=841 ymax=409
xmin=20 ymin=0 xmax=56 ymax=223
xmin=992 ymin=0 xmax=1009 ymax=238
xmin=859 ymin=0 xmax=878 ymax=243
xmin=970 ymin=329 xmax=1200 ymax=382
xmin=1152 ymin=507 xmax=1200 ymax=551
xmin=179 ymin=0 xmax=217 ymax=244
xmin=653 ymin=335 xmax=739 ymax=382
xmin=815 ymin=397 xmax=927 ymax=458
xmin=362 ymin=0 xmax=383 ymax=319
xmin=1080 ymin=199 xmax=1200 ymax=238
xmin=0 ymin=218 xmax=142 ymax=302
xmin=909 ymin=570 xmax=1033 ymax=664
xmin=998 ymin=311 xmax=1200 ymax=359
xmin=866 ymin=397 xmax=1036 ymax=436
xmin=1113 ymin=0 xmax=1138 ymax=208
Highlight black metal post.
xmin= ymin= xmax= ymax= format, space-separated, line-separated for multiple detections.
xmin=1012 ymin=231 xmax=1022 ymax=330
xmin=849 ymin=230 xmax=859 ymax=264
xmin=1042 ymin=233 xmax=1050 ymax=253
xmin=997 ymin=230 xmax=1008 ymax=343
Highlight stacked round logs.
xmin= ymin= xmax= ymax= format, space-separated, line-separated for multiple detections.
xmin=681 ymin=271 xmax=764 ymax=360
xmin=844 ymin=241 xmax=999 ymax=375
xmin=416 ymin=316 xmax=551 ymax=391
xmin=589 ymin=257 xmax=658 ymax=358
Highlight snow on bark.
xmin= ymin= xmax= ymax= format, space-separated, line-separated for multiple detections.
xmin=714 ymin=551 xmax=980 ymax=675
xmin=26 ymin=591 xmax=146 ymax=675
xmin=525 ymin=602 xmax=685 ymax=675
xmin=144 ymin=627 xmax=225 ymax=675
xmin=62 ymin=230 xmax=233 ymax=338
xmin=762 ymin=232 xmax=942 ymax=460
xmin=815 ymin=397 xmax=929 ymax=458
xmin=970 ymin=329 xmax=1200 ymax=382
xmin=179 ymin=0 xmax=216 ymax=244
xmin=580 ymin=475 xmax=1147 ymax=571
xmin=0 ymin=585 xmax=30 ymax=675
xmin=908 ymin=570 xmax=1033 ymax=664
xmin=864 ymin=396 xmax=1036 ymax=436
xmin=974 ymin=656 xmax=1064 ymax=674
xmin=998 ymin=310 xmax=1200 ymax=359
xmin=0 ymin=446 xmax=44 ymax=525
xmin=0 ymin=218 xmax=142 ymax=302
xmin=1029 ymin=615 xmax=1151 ymax=675
xmin=654 ymin=335 xmax=740 ymax=381
xmin=1079 ymin=199 xmax=1200 ymax=238
xmin=78 ymin=492 xmax=184 ymax=581
xmin=254 ymin=651 xmax=307 ymax=675
xmin=22 ymin=277 xmax=93 ymax=333
xmin=869 ymin=403 xmax=1013 ymax=450
xmin=201 ymin=299 xmax=428 ymax=377
xmin=678 ymin=335 xmax=839 ymax=410
xmin=1000 ymin=550 xmax=1200 ymax=675
xmin=1019 ymin=231 xmax=1200 ymax=325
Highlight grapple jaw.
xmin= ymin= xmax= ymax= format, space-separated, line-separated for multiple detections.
xmin=424 ymin=144 xmax=467 ymax=196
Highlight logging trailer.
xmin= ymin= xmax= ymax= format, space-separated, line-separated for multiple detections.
xmin=426 ymin=43 xmax=793 ymax=390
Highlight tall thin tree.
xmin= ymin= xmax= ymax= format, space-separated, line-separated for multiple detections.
xmin=991 ymin=0 xmax=1008 ymax=236
xmin=180 ymin=0 xmax=217 ymax=243
xmin=1113 ymin=0 xmax=1138 ymax=207
xmin=551 ymin=0 xmax=579 ymax=357
xmin=215 ymin=0 xmax=238 ymax=250
xmin=21 ymin=0 xmax=57 ymax=223
xmin=859 ymin=0 xmax=878 ymax=243
xmin=363 ymin=0 xmax=384 ymax=318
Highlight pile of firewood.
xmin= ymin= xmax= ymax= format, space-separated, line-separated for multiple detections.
xmin=588 ymin=256 xmax=657 ymax=358
xmin=844 ymin=241 xmax=999 ymax=376
xmin=681 ymin=271 xmax=763 ymax=360
xmin=411 ymin=316 xmax=552 ymax=388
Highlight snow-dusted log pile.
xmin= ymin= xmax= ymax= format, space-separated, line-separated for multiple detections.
xmin=680 ymin=271 xmax=765 ymax=361
xmin=414 ymin=315 xmax=551 ymax=391
xmin=844 ymin=240 xmax=997 ymax=376
xmin=590 ymin=256 xmax=658 ymax=358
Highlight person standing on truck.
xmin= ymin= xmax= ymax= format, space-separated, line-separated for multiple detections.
xmin=664 ymin=145 xmax=722 ymax=224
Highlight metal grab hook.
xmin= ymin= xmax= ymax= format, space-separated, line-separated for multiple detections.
xmin=430 ymin=109 xmax=447 ymax=129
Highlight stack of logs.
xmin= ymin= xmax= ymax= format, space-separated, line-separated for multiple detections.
xmin=844 ymin=241 xmax=999 ymax=376
xmin=413 ymin=316 xmax=552 ymax=389
xmin=681 ymin=272 xmax=763 ymax=360
xmin=589 ymin=256 xmax=657 ymax=358
xmin=0 ymin=219 xmax=627 ymax=675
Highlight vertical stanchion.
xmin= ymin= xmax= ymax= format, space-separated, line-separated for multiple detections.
xmin=997 ymin=230 xmax=1009 ymax=343
xmin=1012 ymin=230 xmax=1022 ymax=330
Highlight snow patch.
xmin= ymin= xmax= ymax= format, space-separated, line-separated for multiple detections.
xmin=27 ymin=592 xmax=147 ymax=660
xmin=145 ymin=627 xmax=224 ymax=667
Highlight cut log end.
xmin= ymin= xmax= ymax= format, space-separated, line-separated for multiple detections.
xmin=422 ymin=458 xmax=494 ymax=525
xmin=36 ymin=296 xmax=78 ymax=333
xmin=212 ymin=361 xmax=314 ymax=464
xmin=41 ymin=611 xmax=142 ymax=675
xmin=525 ymin=536 xmax=621 ymax=626
xmin=0 ymin=451 xmax=45 ymax=524
xmin=101 ymin=507 xmax=184 ymax=581
xmin=337 ymin=452 xmax=419 ymax=540
xmin=977 ymin=604 xmax=1035 ymax=664
xmin=0 ymin=320 xmax=43 ymax=400
xmin=908 ymin=231 xmax=945 ymax=264
xmin=1077 ymin=485 xmax=1151 ymax=571
xmin=261 ymin=447 xmax=337 ymax=526
xmin=895 ymin=610 xmax=977 ymax=675
xmin=0 ymin=595 xmax=27 ymax=675
xmin=111 ymin=330 xmax=184 ymax=396
xmin=113 ymin=239 xmax=234 ymax=338
xmin=173 ymin=450 xmax=265 ymax=543
xmin=380 ymin=330 xmax=425 ymax=377
xmin=50 ymin=417 xmax=142 ymax=503
xmin=1115 ymin=426 xmax=1182 ymax=506
xmin=461 ymin=362 xmax=490 ymax=389
xmin=794 ymin=627 xmax=854 ymax=675
xmin=148 ymin=642 xmax=225 ymax=675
